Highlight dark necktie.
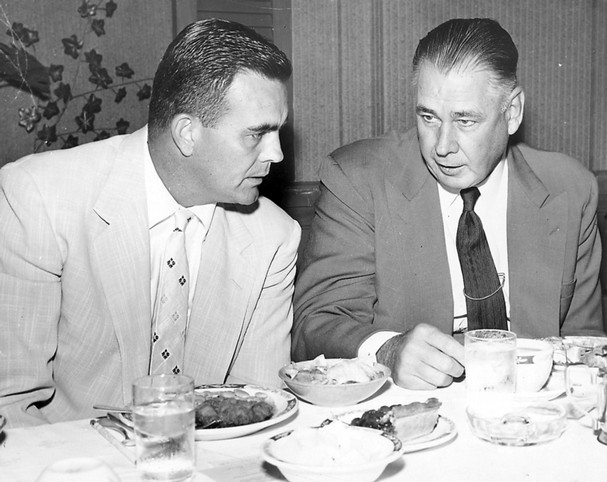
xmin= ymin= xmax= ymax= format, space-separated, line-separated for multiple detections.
xmin=150 ymin=208 xmax=192 ymax=375
xmin=456 ymin=187 xmax=508 ymax=330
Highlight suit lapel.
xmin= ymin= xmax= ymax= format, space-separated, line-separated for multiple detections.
xmin=90 ymin=128 xmax=152 ymax=402
xmin=507 ymin=145 xmax=566 ymax=336
xmin=387 ymin=135 xmax=454 ymax=333
xmin=183 ymin=207 xmax=254 ymax=384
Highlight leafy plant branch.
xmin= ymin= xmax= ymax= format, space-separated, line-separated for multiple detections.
xmin=0 ymin=0 xmax=152 ymax=151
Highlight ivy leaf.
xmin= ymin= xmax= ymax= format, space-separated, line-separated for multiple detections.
xmin=37 ymin=124 xmax=57 ymax=145
xmin=18 ymin=105 xmax=41 ymax=133
xmin=77 ymin=1 xmax=97 ymax=18
xmin=137 ymin=83 xmax=151 ymax=101
xmin=83 ymin=94 xmax=102 ymax=115
xmin=105 ymin=0 xmax=118 ymax=18
xmin=115 ymin=62 xmax=134 ymax=79
xmin=62 ymin=134 xmax=79 ymax=149
xmin=62 ymin=35 xmax=83 ymax=59
xmin=116 ymin=118 xmax=130 ymax=134
xmin=54 ymin=82 xmax=72 ymax=103
xmin=89 ymin=67 xmax=112 ymax=89
xmin=75 ymin=110 xmax=95 ymax=133
xmin=114 ymin=86 xmax=126 ymax=103
xmin=49 ymin=64 xmax=64 ymax=82
xmin=94 ymin=130 xmax=111 ymax=141
xmin=43 ymin=101 xmax=60 ymax=119
xmin=84 ymin=49 xmax=103 ymax=70
xmin=7 ymin=22 xmax=40 ymax=48
xmin=91 ymin=19 xmax=105 ymax=37
xmin=0 ymin=43 xmax=50 ymax=99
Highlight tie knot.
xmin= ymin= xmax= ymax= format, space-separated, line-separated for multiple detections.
xmin=460 ymin=187 xmax=480 ymax=212
xmin=173 ymin=208 xmax=192 ymax=232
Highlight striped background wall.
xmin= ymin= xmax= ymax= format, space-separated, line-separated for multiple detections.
xmin=292 ymin=0 xmax=607 ymax=180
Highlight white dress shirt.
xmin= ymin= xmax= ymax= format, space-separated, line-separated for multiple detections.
xmin=143 ymin=145 xmax=216 ymax=320
xmin=359 ymin=160 xmax=510 ymax=359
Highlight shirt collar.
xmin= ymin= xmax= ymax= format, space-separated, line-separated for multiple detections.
xmin=437 ymin=159 xmax=508 ymax=208
xmin=143 ymin=137 xmax=216 ymax=230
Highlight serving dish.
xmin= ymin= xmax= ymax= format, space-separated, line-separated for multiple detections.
xmin=279 ymin=358 xmax=390 ymax=407
xmin=262 ymin=423 xmax=404 ymax=482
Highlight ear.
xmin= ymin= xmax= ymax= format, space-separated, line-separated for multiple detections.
xmin=170 ymin=114 xmax=198 ymax=157
xmin=506 ymin=87 xmax=525 ymax=136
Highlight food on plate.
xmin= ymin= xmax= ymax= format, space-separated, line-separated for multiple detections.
xmin=282 ymin=355 xmax=384 ymax=385
xmin=195 ymin=389 xmax=275 ymax=429
xmin=350 ymin=397 xmax=441 ymax=441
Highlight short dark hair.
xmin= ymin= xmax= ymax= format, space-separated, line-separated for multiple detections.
xmin=412 ymin=18 xmax=518 ymax=96
xmin=148 ymin=18 xmax=292 ymax=139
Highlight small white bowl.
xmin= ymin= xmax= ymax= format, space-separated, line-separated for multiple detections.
xmin=516 ymin=338 xmax=554 ymax=393
xmin=278 ymin=359 xmax=390 ymax=407
xmin=262 ymin=423 xmax=404 ymax=482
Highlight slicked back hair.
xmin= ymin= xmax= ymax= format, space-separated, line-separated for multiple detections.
xmin=412 ymin=18 xmax=518 ymax=104
xmin=148 ymin=18 xmax=292 ymax=140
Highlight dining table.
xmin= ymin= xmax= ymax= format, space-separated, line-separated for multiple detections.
xmin=1 ymin=377 xmax=605 ymax=482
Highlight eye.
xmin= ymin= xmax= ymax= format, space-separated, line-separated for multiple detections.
xmin=457 ymin=119 xmax=476 ymax=127
xmin=250 ymin=132 xmax=264 ymax=140
xmin=419 ymin=113 xmax=437 ymax=124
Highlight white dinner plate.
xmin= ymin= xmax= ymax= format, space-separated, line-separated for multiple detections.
xmin=194 ymin=384 xmax=298 ymax=441
xmin=330 ymin=411 xmax=457 ymax=453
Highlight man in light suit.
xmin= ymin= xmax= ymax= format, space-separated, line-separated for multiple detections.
xmin=292 ymin=18 xmax=605 ymax=390
xmin=0 ymin=19 xmax=300 ymax=428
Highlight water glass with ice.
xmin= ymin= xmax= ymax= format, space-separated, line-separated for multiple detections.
xmin=465 ymin=329 xmax=517 ymax=414
xmin=132 ymin=374 xmax=195 ymax=481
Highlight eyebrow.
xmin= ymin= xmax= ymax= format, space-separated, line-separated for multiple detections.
xmin=247 ymin=118 xmax=289 ymax=134
xmin=415 ymin=105 xmax=483 ymax=119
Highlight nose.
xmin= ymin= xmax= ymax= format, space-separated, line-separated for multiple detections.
xmin=261 ymin=131 xmax=284 ymax=164
xmin=435 ymin=123 xmax=459 ymax=157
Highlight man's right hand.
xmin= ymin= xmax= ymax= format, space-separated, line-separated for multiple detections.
xmin=376 ymin=323 xmax=465 ymax=390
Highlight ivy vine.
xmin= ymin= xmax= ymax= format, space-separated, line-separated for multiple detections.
xmin=0 ymin=0 xmax=152 ymax=151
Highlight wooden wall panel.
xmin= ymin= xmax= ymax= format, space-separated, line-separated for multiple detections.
xmin=291 ymin=1 xmax=341 ymax=180
xmin=593 ymin=0 xmax=607 ymax=170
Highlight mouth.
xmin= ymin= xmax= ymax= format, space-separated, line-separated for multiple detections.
xmin=435 ymin=161 xmax=464 ymax=174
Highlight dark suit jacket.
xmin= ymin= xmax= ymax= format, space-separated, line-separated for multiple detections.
xmin=292 ymin=128 xmax=604 ymax=361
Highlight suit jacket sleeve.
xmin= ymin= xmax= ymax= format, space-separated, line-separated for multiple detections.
xmin=292 ymin=154 xmax=383 ymax=361
xmin=0 ymin=163 xmax=62 ymax=427
xmin=560 ymin=169 xmax=604 ymax=335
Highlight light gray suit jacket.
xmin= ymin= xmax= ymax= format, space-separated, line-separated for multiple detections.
xmin=292 ymin=128 xmax=604 ymax=361
xmin=0 ymin=127 xmax=301 ymax=427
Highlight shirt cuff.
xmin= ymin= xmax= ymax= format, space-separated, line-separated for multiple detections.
xmin=358 ymin=331 xmax=401 ymax=363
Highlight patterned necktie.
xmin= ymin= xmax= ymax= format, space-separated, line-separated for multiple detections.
xmin=150 ymin=208 xmax=191 ymax=375
xmin=456 ymin=187 xmax=508 ymax=330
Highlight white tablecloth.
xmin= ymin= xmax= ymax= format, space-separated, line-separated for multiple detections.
xmin=1 ymin=380 xmax=605 ymax=481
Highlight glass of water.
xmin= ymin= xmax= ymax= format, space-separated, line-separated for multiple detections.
xmin=465 ymin=329 xmax=517 ymax=414
xmin=132 ymin=374 xmax=195 ymax=481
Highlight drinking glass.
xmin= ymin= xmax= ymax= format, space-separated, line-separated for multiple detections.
xmin=465 ymin=329 xmax=517 ymax=414
xmin=132 ymin=374 xmax=196 ymax=481
xmin=564 ymin=339 xmax=607 ymax=431
xmin=36 ymin=458 xmax=120 ymax=482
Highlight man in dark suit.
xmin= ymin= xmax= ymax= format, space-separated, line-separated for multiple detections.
xmin=292 ymin=18 xmax=605 ymax=390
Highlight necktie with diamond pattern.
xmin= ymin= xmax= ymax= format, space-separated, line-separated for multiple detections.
xmin=456 ymin=187 xmax=508 ymax=330
xmin=150 ymin=208 xmax=191 ymax=375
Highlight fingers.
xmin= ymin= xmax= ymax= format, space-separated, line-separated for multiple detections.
xmin=385 ymin=324 xmax=465 ymax=390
